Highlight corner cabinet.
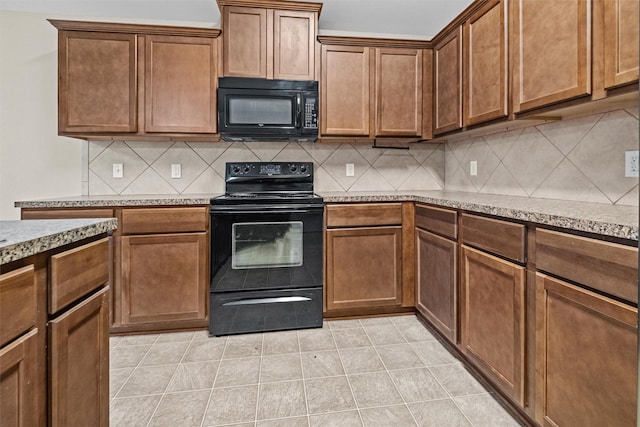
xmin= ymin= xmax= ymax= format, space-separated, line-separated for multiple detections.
xmin=414 ymin=204 xmax=458 ymax=343
xmin=433 ymin=27 xmax=462 ymax=135
xmin=218 ymin=0 xmax=321 ymax=80
xmin=319 ymin=37 xmax=428 ymax=138
xmin=50 ymin=20 xmax=220 ymax=140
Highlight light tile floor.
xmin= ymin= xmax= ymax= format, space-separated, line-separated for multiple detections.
xmin=109 ymin=315 xmax=523 ymax=427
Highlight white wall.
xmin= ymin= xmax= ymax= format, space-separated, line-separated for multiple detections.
xmin=0 ymin=11 xmax=84 ymax=220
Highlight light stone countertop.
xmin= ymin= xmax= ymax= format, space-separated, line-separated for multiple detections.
xmin=0 ymin=218 xmax=118 ymax=265
xmin=15 ymin=191 xmax=639 ymax=241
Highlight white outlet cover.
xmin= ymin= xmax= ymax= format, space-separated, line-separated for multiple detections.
xmin=625 ymin=151 xmax=639 ymax=177
xmin=346 ymin=163 xmax=355 ymax=177
xmin=112 ymin=163 xmax=123 ymax=178
xmin=171 ymin=164 xmax=182 ymax=179
xmin=470 ymin=160 xmax=478 ymax=176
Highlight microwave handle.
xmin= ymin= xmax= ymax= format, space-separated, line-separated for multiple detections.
xmin=295 ymin=93 xmax=302 ymax=128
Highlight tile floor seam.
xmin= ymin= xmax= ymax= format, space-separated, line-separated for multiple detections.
xmin=328 ymin=321 xmax=366 ymax=426
xmin=360 ymin=323 xmax=421 ymax=426
xmin=254 ymin=333 xmax=265 ymax=424
xmin=199 ymin=334 xmax=230 ymax=427
xmin=426 ymin=364 xmax=478 ymax=427
xmin=296 ymin=327 xmax=312 ymax=427
xmin=113 ymin=338 xmax=158 ymax=400
xmin=143 ymin=345 xmax=186 ymax=427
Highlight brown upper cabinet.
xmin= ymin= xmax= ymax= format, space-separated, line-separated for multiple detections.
xmin=433 ymin=27 xmax=462 ymax=135
xmin=319 ymin=37 xmax=427 ymax=138
xmin=603 ymin=0 xmax=639 ymax=90
xmin=50 ymin=20 xmax=220 ymax=139
xmin=463 ymin=0 xmax=508 ymax=126
xmin=218 ymin=0 xmax=321 ymax=80
xmin=511 ymin=0 xmax=591 ymax=113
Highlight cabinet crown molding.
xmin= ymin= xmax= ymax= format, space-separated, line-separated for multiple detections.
xmin=216 ymin=0 xmax=322 ymax=15
xmin=48 ymin=19 xmax=221 ymax=38
xmin=318 ymin=35 xmax=431 ymax=49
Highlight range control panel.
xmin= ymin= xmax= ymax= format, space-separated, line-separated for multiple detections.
xmin=227 ymin=162 xmax=313 ymax=177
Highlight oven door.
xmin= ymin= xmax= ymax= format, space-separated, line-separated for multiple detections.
xmin=210 ymin=205 xmax=323 ymax=293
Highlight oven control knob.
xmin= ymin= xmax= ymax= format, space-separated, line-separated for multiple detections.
xmin=290 ymin=164 xmax=297 ymax=172
xmin=232 ymin=165 xmax=241 ymax=173
xmin=300 ymin=165 xmax=307 ymax=173
xmin=243 ymin=165 xmax=250 ymax=172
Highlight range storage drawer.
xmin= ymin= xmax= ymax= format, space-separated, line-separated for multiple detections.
xmin=0 ymin=265 xmax=37 ymax=347
xmin=415 ymin=204 xmax=457 ymax=239
xmin=461 ymin=213 xmax=526 ymax=263
xmin=536 ymin=228 xmax=638 ymax=304
xmin=326 ymin=203 xmax=403 ymax=227
xmin=50 ymin=238 xmax=110 ymax=314
xmin=121 ymin=207 xmax=208 ymax=234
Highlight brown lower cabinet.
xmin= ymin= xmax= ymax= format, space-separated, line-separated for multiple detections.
xmin=1 ymin=233 xmax=110 ymax=426
xmin=0 ymin=328 xmax=39 ymax=427
xmin=120 ymin=233 xmax=207 ymax=326
xmin=49 ymin=287 xmax=109 ymax=427
xmin=325 ymin=226 xmax=403 ymax=311
xmin=535 ymin=273 xmax=637 ymax=426
xmin=415 ymin=228 xmax=456 ymax=342
xmin=460 ymin=245 xmax=526 ymax=406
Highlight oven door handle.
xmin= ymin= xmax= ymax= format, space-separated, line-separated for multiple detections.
xmin=212 ymin=208 xmax=321 ymax=214
xmin=223 ymin=296 xmax=312 ymax=306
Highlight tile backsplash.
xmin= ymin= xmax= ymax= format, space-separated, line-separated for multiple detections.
xmin=86 ymin=140 xmax=445 ymax=195
xmin=444 ymin=109 xmax=639 ymax=206
xmin=86 ymin=108 xmax=638 ymax=206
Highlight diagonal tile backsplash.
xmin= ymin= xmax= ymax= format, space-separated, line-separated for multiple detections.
xmin=444 ymin=109 xmax=639 ymax=206
xmin=87 ymin=140 xmax=446 ymax=195
xmin=86 ymin=108 xmax=638 ymax=206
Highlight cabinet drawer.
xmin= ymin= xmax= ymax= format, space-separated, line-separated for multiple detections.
xmin=461 ymin=213 xmax=525 ymax=263
xmin=0 ymin=265 xmax=37 ymax=347
xmin=121 ymin=207 xmax=208 ymax=234
xmin=536 ymin=229 xmax=638 ymax=303
xmin=415 ymin=204 xmax=457 ymax=239
xmin=326 ymin=203 xmax=403 ymax=227
xmin=50 ymin=238 xmax=109 ymax=314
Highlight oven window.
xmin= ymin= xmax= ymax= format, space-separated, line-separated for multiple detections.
xmin=232 ymin=221 xmax=303 ymax=269
xmin=228 ymin=97 xmax=292 ymax=125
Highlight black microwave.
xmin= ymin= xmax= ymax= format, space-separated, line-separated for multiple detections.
xmin=218 ymin=77 xmax=318 ymax=142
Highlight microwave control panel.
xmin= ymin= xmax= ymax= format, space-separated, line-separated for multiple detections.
xmin=304 ymin=97 xmax=318 ymax=129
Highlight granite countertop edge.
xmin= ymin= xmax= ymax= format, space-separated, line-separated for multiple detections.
xmin=1 ymin=218 xmax=118 ymax=265
xmin=14 ymin=191 xmax=639 ymax=241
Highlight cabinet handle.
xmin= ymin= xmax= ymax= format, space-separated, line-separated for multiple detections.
xmin=222 ymin=296 xmax=311 ymax=306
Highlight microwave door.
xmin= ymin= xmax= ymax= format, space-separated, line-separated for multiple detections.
xmin=221 ymin=90 xmax=298 ymax=131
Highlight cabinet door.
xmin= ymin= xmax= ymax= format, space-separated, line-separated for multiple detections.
xmin=460 ymin=245 xmax=525 ymax=405
xmin=326 ymin=227 xmax=402 ymax=310
xmin=416 ymin=228 xmax=456 ymax=342
xmin=434 ymin=27 xmax=462 ymax=135
xmin=535 ymin=273 xmax=637 ymax=426
xmin=273 ymin=10 xmax=315 ymax=80
xmin=49 ymin=287 xmax=109 ymax=427
xmin=604 ymin=0 xmax=639 ymax=89
xmin=144 ymin=35 xmax=217 ymax=133
xmin=513 ymin=0 xmax=590 ymax=112
xmin=222 ymin=6 xmax=267 ymax=78
xmin=58 ymin=31 xmax=137 ymax=133
xmin=375 ymin=48 xmax=423 ymax=136
xmin=121 ymin=233 xmax=207 ymax=325
xmin=464 ymin=0 xmax=508 ymax=126
xmin=321 ymin=45 xmax=371 ymax=136
xmin=0 ymin=329 xmax=39 ymax=427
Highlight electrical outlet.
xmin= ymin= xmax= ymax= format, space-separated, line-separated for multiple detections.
xmin=346 ymin=163 xmax=355 ymax=177
xmin=171 ymin=164 xmax=182 ymax=179
xmin=112 ymin=163 xmax=123 ymax=178
xmin=470 ymin=160 xmax=478 ymax=176
xmin=625 ymin=151 xmax=639 ymax=177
